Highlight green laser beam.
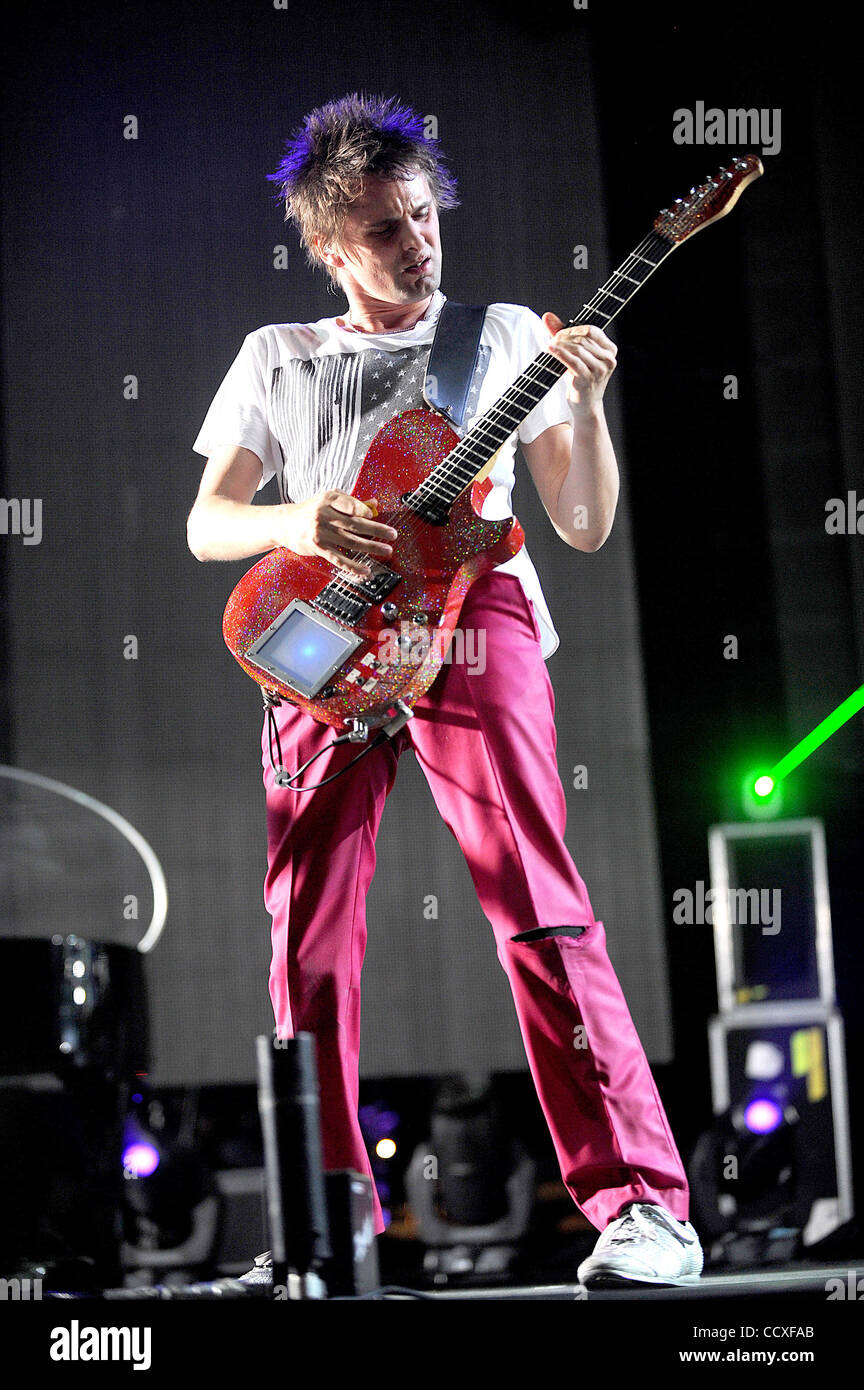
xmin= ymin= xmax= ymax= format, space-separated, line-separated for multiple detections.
xmin=768 ymin=683 xmax=864 ymax=785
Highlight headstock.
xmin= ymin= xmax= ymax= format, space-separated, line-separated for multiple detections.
xmin=654 ymin=154 xmax=764 ymax=244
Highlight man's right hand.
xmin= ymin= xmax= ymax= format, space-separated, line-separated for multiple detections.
xmin=188 ymin=445 xmax=400 ymax=568
xmin=274 ymin=489 xmax=397 ymax=580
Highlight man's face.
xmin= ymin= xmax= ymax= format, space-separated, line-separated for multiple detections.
xmin=321 ymin=171 xmax=442 ymax=307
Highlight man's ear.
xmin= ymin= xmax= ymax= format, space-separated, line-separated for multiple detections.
xmin=314 ymin=235 xmax=343 ymax=271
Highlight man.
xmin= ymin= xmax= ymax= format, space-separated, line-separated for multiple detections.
xmin=188 ymin=93 xmax=702 ymax=1288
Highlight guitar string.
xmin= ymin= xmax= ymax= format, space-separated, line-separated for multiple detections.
xmin=319 ymin=230 xmax=671 ymax=606
xmin=317 ymin=169 xmax=740 ymax=609
xmin=422 ymin=232 xmax=675 ymax=489
xmin=321 ymin=229 xmax=674 ymax=604
xmin=325 ymin=166 xmax=748 ymax=597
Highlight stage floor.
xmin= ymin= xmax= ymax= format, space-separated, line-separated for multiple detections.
xmin=379 ymin=1259 xmax=862 ymax=1299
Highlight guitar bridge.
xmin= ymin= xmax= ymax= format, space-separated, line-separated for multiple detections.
xmin=314 ymin=566 xmax=400 ymax=623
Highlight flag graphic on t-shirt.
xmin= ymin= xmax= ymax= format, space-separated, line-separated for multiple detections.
xmin=268 ymin=344 xmax=490 ymax=503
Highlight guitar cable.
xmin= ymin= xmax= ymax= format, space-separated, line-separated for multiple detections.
xmin=264 ymin=692 xmax=413 ymax=792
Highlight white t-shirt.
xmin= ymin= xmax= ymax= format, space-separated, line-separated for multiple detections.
xmin=192 ymin=289 xmax=572 ymax=658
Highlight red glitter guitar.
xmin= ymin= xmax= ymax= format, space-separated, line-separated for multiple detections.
xmin=223 ymin=155 xmax=763 ymax=733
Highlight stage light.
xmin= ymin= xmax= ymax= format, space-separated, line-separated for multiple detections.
xmin=743 ymin=1098 xmax=784 ymax=1134
xmin=769 ymin=683 xmax=864 ymax=785
xmin=359 ymin=1100 xmax=400 ymax=1232
xmin=690 ymin=1103 xmax=799 ymax=1254
xmin=737 ymin=684 xmax=864 ymax=819
xmin=405 ymin=1076 xmax=536 ymax=1283
xmin=123 ymin=1141 xmax=160 ymax=1178
xmin=740 ymin=768 xmax=784 ymax=820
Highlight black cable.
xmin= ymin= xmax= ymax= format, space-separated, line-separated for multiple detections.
xmin=265 ymin=700 xmax=389 ymax=792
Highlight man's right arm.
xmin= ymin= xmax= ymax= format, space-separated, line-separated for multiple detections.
xmin=187 ymin=444 xmax=278 ymax=561
xmin=186 ymin=444 xmax=397 ymax=577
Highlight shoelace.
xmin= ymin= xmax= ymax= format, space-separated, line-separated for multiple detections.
xmin=603 ymin=1203 xmax=689 ymax=1248
xmin=603 ymin=1206 xmax=658 ymax=1247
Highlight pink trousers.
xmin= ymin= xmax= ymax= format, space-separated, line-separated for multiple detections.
xmin=261 ymin=570 xmax=689 ymax=1237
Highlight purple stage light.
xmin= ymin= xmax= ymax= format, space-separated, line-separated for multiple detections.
xmin=122 ymin=1141 xmax=160 ymax=1178
xmin=744 ymin=1098 xmax=784 ymax=1134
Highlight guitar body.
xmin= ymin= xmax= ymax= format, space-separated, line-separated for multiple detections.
xmin=223 ymin=407 xmax=525 ymax=730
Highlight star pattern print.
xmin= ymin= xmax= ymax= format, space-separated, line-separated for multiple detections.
xmin=268 ymin=344 xmax=490 ymax=504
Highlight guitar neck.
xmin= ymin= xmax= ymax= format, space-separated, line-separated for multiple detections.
xmin=413 ymin=228 xmax=676 ymax=509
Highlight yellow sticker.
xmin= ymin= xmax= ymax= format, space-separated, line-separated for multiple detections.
xmin=791 ymin=1026 xmax=827 ymax=1103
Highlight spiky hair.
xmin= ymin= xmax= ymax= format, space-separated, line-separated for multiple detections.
xmin=266 ymin=93 xmax=459 ymax=281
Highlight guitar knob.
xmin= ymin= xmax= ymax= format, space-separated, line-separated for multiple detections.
xmin=381 ymin=602 xmax=398 ymax=620
xmin=320 ymin=685 xmax=337 ymax=698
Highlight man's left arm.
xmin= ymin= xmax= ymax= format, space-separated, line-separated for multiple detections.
xmin=520 ymin=317 xmax=619 ymax=553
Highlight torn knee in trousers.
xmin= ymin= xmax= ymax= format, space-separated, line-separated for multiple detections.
xmin=510 ymin=925 xmax=588 ymax=943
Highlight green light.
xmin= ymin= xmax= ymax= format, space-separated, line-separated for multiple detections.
xmin=768 ymin=683 xmax=864 ymax=785
xmin=741 ymin=767 xmax=783 ymax=819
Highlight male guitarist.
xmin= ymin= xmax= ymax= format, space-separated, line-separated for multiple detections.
xmin=188 ymin=93 xmax=703 ymax=1288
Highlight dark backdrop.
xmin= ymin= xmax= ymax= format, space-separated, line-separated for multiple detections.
xmin=1 ymin=0 xmax=861 ymax=1172
xmin=588 ymin=3 xmax=864 ymax=1189
xmin=1 ymin=0 xmax=671 ymax=1083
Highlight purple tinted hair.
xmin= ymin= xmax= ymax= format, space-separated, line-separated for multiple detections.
xmin=267 ymin=92 xmax=459 ymax=279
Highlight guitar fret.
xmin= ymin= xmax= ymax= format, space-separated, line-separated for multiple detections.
xmin=413 ymin=232 xmax=675 ymax=509
xmin=619 ymin=262 xmax=653 ymax=283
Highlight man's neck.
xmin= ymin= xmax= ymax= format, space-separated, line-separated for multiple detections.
xmin=337 ymin=292 xmax=436 ymax=335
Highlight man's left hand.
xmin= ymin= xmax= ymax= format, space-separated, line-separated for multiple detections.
xmin=542 ymin=314 xmax=617 ymax=417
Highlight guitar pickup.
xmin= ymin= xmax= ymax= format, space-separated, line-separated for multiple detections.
xmin=352 ymin=567 xmax=400 ymax=603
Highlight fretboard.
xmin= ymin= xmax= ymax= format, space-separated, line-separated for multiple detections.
xmin=411 ymin=228 xmax=676 ymax=512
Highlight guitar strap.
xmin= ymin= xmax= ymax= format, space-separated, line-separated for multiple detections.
xmin=423 ymin=298 xmax=487 ymax=432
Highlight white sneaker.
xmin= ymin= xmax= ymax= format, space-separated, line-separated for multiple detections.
xmin=577 ymin=1201 xmax=703 ymax=1288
